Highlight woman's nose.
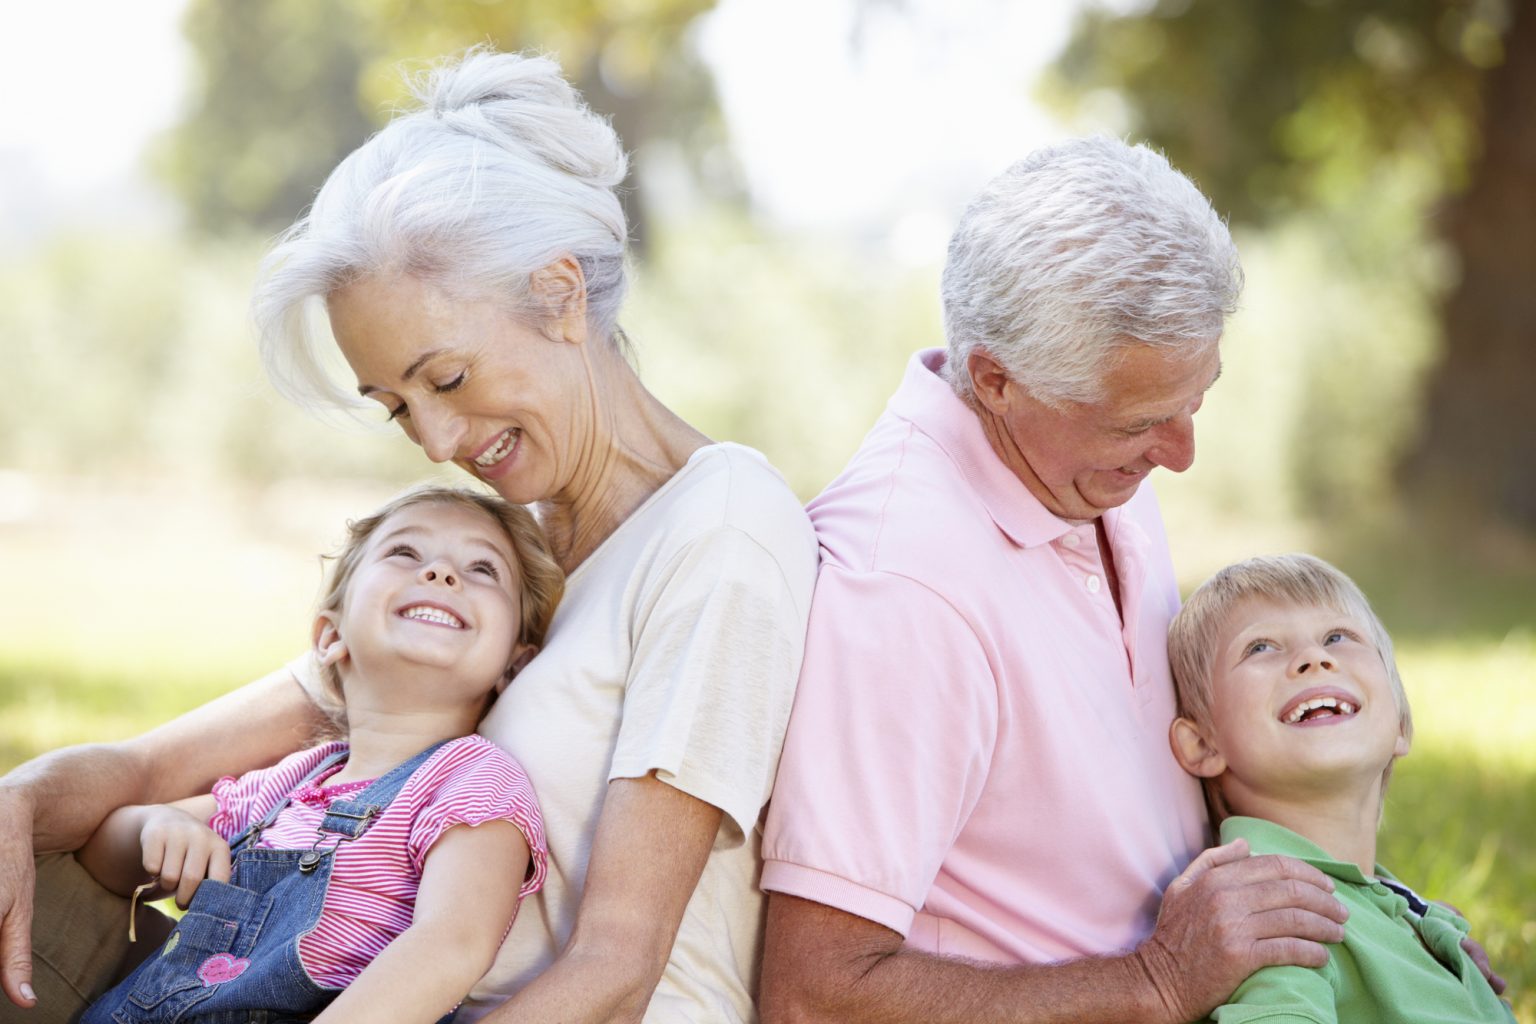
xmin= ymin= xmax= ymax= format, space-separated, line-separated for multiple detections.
xmin=411 ymin=405 xmax=468 ymax=464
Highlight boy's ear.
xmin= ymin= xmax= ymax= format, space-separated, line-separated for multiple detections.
xmin=312 ymin=612 xmax=349 ymax=670
xmin=1170 ymin=716 xmax=1228 ymax=779
xmin=496 ymin=642 xmax=539 ymax=695
xmin=1393 ymin=727 xmax=1411 ymax=759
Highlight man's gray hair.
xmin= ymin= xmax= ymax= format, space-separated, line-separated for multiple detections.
xmin=253 ymin=47 xmax=630 ymax=411
xmin=941 ymin=136 xmax=1242 ymax=407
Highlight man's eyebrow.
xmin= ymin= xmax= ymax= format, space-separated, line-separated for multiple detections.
xmin=356 ymin=349 xmax=447 ymax=397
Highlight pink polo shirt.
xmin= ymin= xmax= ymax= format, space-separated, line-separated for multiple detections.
xmin=761 ymin=349 xmax=1208 ymax=964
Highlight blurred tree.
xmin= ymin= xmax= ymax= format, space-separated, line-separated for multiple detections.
xmin=1049 ymin=0 xmax=1536 ymax=529
xmin=160 ymin=0 xmax=734 ymax=253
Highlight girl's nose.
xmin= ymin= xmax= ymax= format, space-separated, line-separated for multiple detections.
xmin=419 ymin=561 xmax=459 ymax=588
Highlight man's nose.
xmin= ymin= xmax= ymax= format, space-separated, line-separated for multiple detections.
xmin=1146 ymin=412 xmax=1196 ymax=474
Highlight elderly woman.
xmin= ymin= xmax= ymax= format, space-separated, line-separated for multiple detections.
xmin=0 ymin=50 xmax=815 ymax=1023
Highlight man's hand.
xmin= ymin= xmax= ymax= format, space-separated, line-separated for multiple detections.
xmin=137 ymin=806 xmax=231 ymax=910
xmin=1132 ymin=838 xmax=1349 ymax=1023
xmin=0 ymin=787 xmax=39 ymax=1008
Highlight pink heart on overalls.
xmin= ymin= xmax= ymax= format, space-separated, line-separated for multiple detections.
xmin=196 ymin=953 xmax=251 ymax=987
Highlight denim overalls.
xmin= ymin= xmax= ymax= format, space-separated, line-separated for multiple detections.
xmin=84 ymin=742 xmax=451 ymax=1024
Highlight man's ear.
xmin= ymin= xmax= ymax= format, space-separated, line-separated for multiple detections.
xmin=1170 ymin=717 xmax=1227 ymax=779
xmin=496 ymin=642 xmax=539 ymax=695
xmin=312 ymin=612 xmax=348 ymax=671
xmin=965 ymin=348 xmax=1016 ymax=417
xmin=531 ymin=257 xmax=589 ymax=345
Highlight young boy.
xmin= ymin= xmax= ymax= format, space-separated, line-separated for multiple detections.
xmin=1166 ymin=553 xmax=1514 ymax=1024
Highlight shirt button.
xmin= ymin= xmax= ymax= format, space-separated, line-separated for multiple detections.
xmin=1086 ymin=574 xmax=1101 ymax=593
xmin=1061 ymin=532 xmax=1081 ymax=548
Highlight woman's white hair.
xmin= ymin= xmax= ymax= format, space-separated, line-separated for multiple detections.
xmin=941 ymin=136 xmax=1242 ymax=407
xmin=253 ymin=47 xmax=630 ymax=410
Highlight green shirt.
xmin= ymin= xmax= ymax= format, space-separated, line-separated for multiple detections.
xmin=1201 ymin=817 xmax=1515 ymax=1024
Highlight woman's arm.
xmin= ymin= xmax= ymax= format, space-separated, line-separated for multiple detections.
xmin=478 ymin=773 xmax=722 ymax=1024
xmin=311 ymin=820 xmax=528 ymax=1024
xmin=74 ymin=794 xmax=225 ymax=908
xmin=0 ymin=664 xmax=326 ymax=1007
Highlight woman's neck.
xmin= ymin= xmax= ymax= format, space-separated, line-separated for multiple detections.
xmin=538 ymin=348 xmax=709 ymax=573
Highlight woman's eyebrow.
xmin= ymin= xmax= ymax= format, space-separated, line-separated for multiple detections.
xmin=357 ymin=349 xmax=449 ymax=396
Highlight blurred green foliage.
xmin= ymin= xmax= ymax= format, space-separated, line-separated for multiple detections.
xmin=163 ymin=0 xmax=732 ymax=245
xmin=1046 ymin=0 xmax=1536 ymax=531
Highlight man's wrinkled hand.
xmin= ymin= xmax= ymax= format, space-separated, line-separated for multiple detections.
xmin=1132 ymin=839 xmax=1349 ymax=1024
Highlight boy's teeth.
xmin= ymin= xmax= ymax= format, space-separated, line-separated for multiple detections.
xmin=474 ymin=429 xmax=518 ymax=467
xmin=401 ymin=605 xmax=463 ymax=628
xmin=1283 ymin=696 xmax=1359 ymax=724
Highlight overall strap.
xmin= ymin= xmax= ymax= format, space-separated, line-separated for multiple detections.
xmin=228 ymin=746 xmax=353 ymax=854
xmin=317 ymin=738 xmax=454 ymax=839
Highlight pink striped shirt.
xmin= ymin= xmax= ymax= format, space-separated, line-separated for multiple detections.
xmin=208 ymin=735 xmax=547 ymax=989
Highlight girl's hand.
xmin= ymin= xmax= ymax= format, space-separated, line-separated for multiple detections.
xmin=138 ymin=805 xmax=231 ymax=908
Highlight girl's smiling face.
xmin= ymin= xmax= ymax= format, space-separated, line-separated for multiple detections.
xmin=321 ymin=501 xmax=531 ymax=708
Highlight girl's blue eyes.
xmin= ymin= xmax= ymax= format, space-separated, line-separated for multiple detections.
xmin=385 ymin=545 xmax=500 ymax=580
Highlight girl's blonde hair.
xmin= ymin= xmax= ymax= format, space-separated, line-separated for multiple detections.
xmin=314 ymin=486 xmax=564 ymax=725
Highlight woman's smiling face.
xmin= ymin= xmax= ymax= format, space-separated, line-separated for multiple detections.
xmin=326 ymin=272 xmax=589 ymax=505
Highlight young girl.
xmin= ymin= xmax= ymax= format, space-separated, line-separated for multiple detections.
xmin=74 ymin=486 xmax=564 ymax=1023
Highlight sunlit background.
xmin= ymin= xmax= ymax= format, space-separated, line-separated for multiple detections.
xmin=2 ymin=1 xmax=1532 ymax=1016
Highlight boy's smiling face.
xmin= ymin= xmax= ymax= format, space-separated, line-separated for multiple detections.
xmin=1174 ymin=597 xmax=1411 ymax=811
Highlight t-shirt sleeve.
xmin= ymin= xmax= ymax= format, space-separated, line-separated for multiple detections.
xmin=408 ymin=739 xmax=549 ymax=900
xmin=207 ymin=744 xmax=342 ymax=842
xmin=761 ymin=566 xmax=997 ymax=937
xmin=609 ymin=524 xmax=811 ymax=848
xmin=1209 ymin=963 xmax=1339 ymax=1024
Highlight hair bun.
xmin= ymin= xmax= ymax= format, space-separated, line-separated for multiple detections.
xmin=413 ymin=48 xmax=628 ymax=189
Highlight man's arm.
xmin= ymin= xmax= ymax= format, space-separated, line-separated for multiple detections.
xmin=0 ymin=664 xmax=325 ymax=1008
xmin=760 ymin=841 xmax=1349 ymax=1024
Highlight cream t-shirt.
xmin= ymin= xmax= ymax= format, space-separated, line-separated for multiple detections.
xmin=293 ymin=444 xmax=817 ymax=1022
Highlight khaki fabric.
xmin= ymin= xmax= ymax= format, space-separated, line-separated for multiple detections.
xmin=0 ymin=854 xmax=171 ymax=1024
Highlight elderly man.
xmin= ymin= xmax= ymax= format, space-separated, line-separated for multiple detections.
xmin=758 ymin=137 xmax=1350 ymax=1023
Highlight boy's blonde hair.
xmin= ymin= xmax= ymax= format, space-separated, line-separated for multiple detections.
xmin=314 ymin=486 xmax=565 ymax=722
xmin=1168 ymin=553 xmax=1412 ymax=822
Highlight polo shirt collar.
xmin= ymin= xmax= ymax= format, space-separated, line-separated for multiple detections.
xmin=888 ymin=349 xmax=1143 ymax=550
xmin=1219 ymin=815 xmax=1374 ymax=885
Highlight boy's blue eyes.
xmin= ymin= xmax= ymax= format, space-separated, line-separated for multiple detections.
xmin=1243 ymin=630 xmax=1354 ymax=657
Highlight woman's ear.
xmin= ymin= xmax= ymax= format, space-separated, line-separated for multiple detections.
xmin=496 ymin=642 xmax=539 ymax=694
xmin=1170 ymin=716 xmax=1227 ymax=779
xmin=531 ymin=256 xmax=589 ymax=344
xmin=313 ymin=612 xmax=348 ymax=670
